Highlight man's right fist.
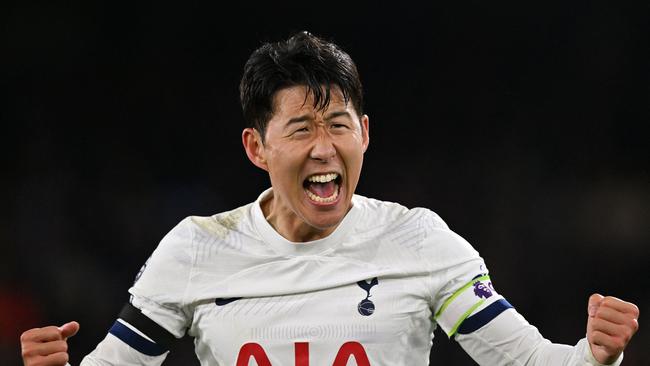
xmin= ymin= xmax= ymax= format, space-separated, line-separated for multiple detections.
xmin=21 ymin=321 xmax=80 ymax=366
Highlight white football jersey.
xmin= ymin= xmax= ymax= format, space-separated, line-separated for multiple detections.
xmin=118 ymin=188 xmax=505 ymax=365
xmin=81 ymin=188 xmax=619 ymax=366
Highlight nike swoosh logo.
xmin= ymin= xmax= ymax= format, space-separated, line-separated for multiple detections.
xmin=215 ymin=297 xmax=242 ymax=306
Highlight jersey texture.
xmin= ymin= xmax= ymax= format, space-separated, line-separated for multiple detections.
xmin=125 ymin=189 xmax=499 ymax=365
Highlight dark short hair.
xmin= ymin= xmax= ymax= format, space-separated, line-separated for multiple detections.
xmin=239 ymin=31 xmax=364 ymax=140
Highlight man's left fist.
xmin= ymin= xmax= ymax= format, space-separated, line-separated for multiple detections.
xmin=586 ymin=293 xmax=639 ymax=365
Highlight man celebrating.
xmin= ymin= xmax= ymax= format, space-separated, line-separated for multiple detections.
xmin=21 ymin=31 xmax=639 ymax=365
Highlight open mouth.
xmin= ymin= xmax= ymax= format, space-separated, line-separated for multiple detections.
xmin=303 ymin=173 xmax=342 ymax=204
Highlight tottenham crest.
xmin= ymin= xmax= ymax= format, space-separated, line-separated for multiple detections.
xmin=356 ymin=277 xmax=379 ymax=316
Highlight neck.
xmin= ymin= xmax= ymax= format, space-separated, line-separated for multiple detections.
xmin=261 ymin=195 xmax=336 ymax=242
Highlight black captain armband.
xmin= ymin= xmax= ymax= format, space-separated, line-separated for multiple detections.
xmin=108 ymin=303 xmax=177 ymax=356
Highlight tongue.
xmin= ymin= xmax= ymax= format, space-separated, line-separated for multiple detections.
xmin=307 ymin=181 xmax=337 ymax=198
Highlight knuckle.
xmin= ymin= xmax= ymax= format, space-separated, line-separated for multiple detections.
xmin=20 ymin=329 xmax=37 ymax=343
xmin=589 ymin=293 xmax=602 ymax=302
xmin=613 ymin=337 xmax=625 ymax=350
xmin=622 ymin=333 xmax=631 ymax=344
xmin=606 ymin=335 xmax=624 ymax=349
xmin=51 ymin=352 xmax=69 ymax=364
xmin=21 ymin=344 xmax=35 ymax=358
xmin=633 ymin=319 xmax=639 ymax=332
xmin=587 ymin=332 xmax=596 ymax=343
xmin=602 ymin=297 xmax=615 ymax=306
xmin=591 ymin=318 xmax=604 ymax=328
xmin=53 ymin=352 xmax=70 ymax=365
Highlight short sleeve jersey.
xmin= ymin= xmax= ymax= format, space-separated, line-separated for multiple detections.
xmin=128 ymin=189 xmax=505 ymax=365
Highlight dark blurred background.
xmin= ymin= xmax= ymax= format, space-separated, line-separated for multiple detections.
xmin=2 ymin=1 xmax=648 ymax=365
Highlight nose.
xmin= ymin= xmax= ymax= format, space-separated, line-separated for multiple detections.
xmin=309 ymin=131 xmax=336 ymax=162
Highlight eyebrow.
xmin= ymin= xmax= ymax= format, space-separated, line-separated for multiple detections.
xmin=324 ymin=111 xmax=351 ymax=120
xmin=287 ymin=114 xmax=312 ymax=125
xmin=285 ymin=110 xmax=351 ymax=125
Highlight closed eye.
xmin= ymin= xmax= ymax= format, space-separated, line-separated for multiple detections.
xmin=290 ymin=127 xmax=310 ymax=137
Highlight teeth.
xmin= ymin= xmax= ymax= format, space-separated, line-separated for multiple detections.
xmin=307 ymin=173 xmax=339 ymax=183
xmin=306 ymin=187 xmax=339 ymax=203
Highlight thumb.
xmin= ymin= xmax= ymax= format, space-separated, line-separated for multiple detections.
xmin=588 ymin=293 xmax=604 ymax=318
xmin=58 ymin=321 xmax=80 ymax=339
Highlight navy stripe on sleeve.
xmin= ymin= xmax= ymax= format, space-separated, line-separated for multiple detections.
xmin=109 ymin=320 xmax=168 ymax=356
xmin=457 ymin=298 xmax=514 ymax=335
xmin=118 ymin=303 xmax=176 ymax=350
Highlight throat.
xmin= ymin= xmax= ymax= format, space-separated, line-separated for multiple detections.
xmin=260 ymin=190 xmax=336 ymax=242
xmin=265 ymin=206 xmax=336 ymax=242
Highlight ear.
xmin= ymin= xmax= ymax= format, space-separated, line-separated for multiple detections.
xmin=242 ymin=128 xmax=269 ymax=171
xmin=360 ymin=114 xmax=370 ymax=153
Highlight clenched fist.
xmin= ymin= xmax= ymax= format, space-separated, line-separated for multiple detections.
xmin=586 ymin=294 xmax=639 ymax=365
xmin=21 ymin=321 xmax=80 ymax=366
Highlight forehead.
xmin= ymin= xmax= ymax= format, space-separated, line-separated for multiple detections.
xmin=271 ymin=85 xmax=350 ymax=118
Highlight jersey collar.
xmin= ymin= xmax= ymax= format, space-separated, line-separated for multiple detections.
xmin=251 ymin=188 xmax=361 ymax=256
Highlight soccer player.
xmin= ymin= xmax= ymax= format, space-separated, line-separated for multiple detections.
xmin=21 ymin=31 xmax=639 ymax=366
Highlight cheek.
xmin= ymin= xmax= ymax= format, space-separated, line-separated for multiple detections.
xmin=267 ymin=156 xmax=303 ymax=188
xmin=348 ymin=145 xmax=366 ymax=168
xmin=343 ymin=152 xmax=365 ymax=183
xmin=338 ymin=136 xmax=366 ymax=160
xmin=267 ymin=148 xmax=296 ymax=172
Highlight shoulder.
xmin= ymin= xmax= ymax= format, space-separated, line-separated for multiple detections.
xmin=353 ymin=195 xmax=478 ymax=264
xmin=188 ymin=203 xmax=253 ymax=240
xmin=130 ymin=202 xmax=256 ymax=292
xmin=352 ymin=194 xmax=449 ymax=232
xmin=154 ymin=202 xmax=256 ymax=259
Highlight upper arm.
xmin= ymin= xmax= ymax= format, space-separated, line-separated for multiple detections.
xmin=434 ymin=270 xmax=513 ymax=338
xmin=80 ymin=218 xmax=197 ymax=365
xmin=128 ymin=217 xmax=196 ymax=338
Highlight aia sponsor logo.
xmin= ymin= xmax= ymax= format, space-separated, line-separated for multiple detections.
xmin=236 ymin=341 xmax=370 ymax=366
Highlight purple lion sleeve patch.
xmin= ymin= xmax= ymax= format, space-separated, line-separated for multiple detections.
xmin=473 ymin=281 xmax=493 ymax=299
